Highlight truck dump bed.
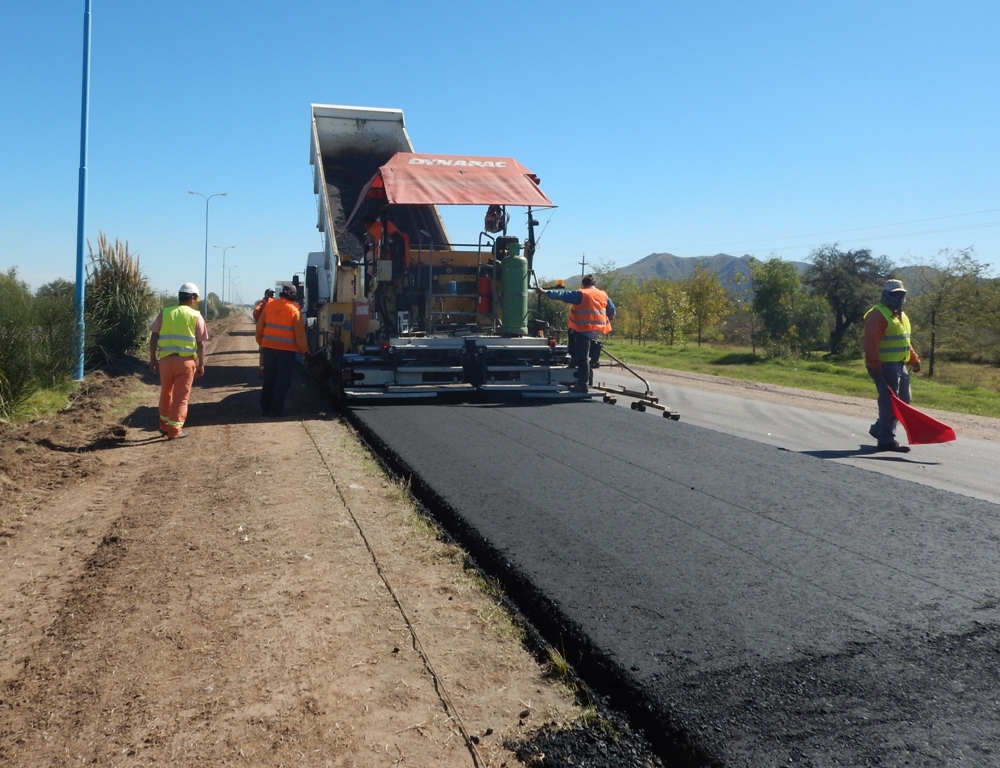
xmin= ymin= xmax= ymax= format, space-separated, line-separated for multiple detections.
xmin=309 ymin=105 xmax=448 ymax=288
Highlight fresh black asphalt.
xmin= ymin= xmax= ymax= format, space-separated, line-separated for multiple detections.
xmin=349 ymin=399 xmax=1000 ymax=767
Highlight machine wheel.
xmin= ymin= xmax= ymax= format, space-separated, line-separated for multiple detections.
xmin=636 ymin=402 xmax=646 ymax=412
xmin=670 ymin=413 xmax=681 ymax=421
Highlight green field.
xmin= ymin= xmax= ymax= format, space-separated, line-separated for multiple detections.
xmin=603 ymin=340 xmax=1000 ymax=420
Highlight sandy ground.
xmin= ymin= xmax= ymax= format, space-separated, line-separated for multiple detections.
xmin=0 ymin=314 xmax=581 ymax=767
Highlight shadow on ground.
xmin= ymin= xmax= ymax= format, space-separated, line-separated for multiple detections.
xmin=798 ymin=445 xmax=940 ymax=465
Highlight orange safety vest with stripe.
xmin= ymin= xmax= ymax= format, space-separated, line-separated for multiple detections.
xmin=568 ymin=286 xmax=611 ymax=335
xmin=252 ymin=296 xmax=271 ymax=321
xmin=259 ymin=298 xmax=304 ymax=352
xmin=865 ymin=304 xmax=912 ymax=362
xmin=157 ymin=305 xmax=201 ymax=358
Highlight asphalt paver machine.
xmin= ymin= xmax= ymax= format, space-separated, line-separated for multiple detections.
xmin=303 ymin=104 xmax=583 ymax=405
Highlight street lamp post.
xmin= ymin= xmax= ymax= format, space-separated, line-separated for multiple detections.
xmin=74 ymin=0 xmax=93 ymax=381
xmin=188 ymin=191 xmax=227 ymax=317
xmin=227 ymin=266 xmax=237 ymax=307
xmin=214 ymin=245 xmax=235 ymax=304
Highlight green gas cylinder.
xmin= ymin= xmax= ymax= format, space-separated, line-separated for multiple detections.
xmin=500 ymin=242 xmax=528 ymax=336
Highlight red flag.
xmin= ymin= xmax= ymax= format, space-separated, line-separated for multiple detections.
xmin=888 ymin=390 xmax=957 ymax=445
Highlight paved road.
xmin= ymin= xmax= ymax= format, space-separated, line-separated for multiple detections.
xmin=350 ymin=392 xmax=1000 ymax=767
xmin=595 ymin=367 xmax=1000 ymax=505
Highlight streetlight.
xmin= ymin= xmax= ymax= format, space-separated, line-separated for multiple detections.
xmin=214 ymin=245 xmax=235 ymax=304
xmin=227 ymin=265 xmax=238 ymax=307
xmin=188 ymin=190 xmax=227 ymax=317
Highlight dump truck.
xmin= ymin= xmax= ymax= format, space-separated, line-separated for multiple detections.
xmin=301 ymin=103 xmax=583 ymax=405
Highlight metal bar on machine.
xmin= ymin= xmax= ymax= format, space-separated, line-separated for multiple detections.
xmin=599 ymin=347 xmax=653 ymax=396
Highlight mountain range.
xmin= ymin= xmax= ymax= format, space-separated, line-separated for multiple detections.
xmin=565 ymin=252 xmax=810 ymax=292
xmin=566 ymin=252 xmax=923 ymax=296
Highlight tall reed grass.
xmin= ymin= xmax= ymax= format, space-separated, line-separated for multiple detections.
xmin=85 ymin=233 xmax=158 ymax=366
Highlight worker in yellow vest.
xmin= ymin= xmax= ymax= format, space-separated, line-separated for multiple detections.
xmin=149 ymin=283 xmax=208 ymax=439
xmin=535 ymin=274 xmax=615 ymax=394
xmin=863 ymin=279 xmax=921 ymax=453
xmin=255 ymin=283 xmax=309 ymax=417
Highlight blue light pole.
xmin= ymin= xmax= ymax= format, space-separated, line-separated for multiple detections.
xmin=73 ymin=0 xmax=93 ymax=380
xmin=188 ymin=191 xmax=226 ymax=317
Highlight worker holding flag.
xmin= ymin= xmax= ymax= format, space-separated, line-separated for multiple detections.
xmin=863 ymin=279 xmax=921 ymax=452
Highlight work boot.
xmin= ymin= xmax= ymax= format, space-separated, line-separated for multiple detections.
xmin=875 ymin=441 xmax=909 ymax=453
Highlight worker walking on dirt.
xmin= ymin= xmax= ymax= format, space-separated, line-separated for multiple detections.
xmin=536 ymin=274 xmax=615 ymax=394
xmin=149 ymin=283 xmax=208 ymax=440
xmin=863 ymin=279 xmax=921 ymax=453
xmin=256 ymin=283 xmax=309 ymax=417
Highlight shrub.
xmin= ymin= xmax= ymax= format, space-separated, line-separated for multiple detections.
xmin=0 ymin=269 xmax=37 ymax=418
xmin=33 ymin=279 xmax=78 ymax=386
xmin=85 ymin=233 xmax=158 ymax=366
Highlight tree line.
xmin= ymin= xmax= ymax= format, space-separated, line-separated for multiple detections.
xmin=536 ymin=246 xmax=1000 ymax=370
xmin=0 ymin=233 xmax=228 ymax=420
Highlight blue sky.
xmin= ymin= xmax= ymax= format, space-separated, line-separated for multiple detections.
xmin=2 ymin=1 xmax=998 ymax=303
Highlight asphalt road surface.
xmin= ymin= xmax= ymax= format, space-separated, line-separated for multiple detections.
xmin=350 ymin=386 xmax=1000 ymax=767
xmin=596 ymin=367 xmax=1000 ymax=506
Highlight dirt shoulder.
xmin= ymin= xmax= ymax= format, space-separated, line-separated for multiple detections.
xmin=0 ymin=315 xmax=580 ymax=767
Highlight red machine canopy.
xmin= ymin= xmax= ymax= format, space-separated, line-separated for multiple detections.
xmin=345 ymin=153 xmax=555 ymax=225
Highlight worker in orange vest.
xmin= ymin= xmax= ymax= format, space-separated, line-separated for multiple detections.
xmin=252 ymin=288 xmax=275 ymax=377
xmin=535 ymin=274 xmax=615 ymax=393
xmin=252 ymin=288 xmax=274 ymax=321
xmin=255 ymin=284 xmax=308 ymax=417
xmin=363 ymin=214 xmax=410 ymax=272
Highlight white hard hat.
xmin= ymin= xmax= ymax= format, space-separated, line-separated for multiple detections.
xmin=179 ymin=282 xmax=200 ymax=296
xmin=883 ymin=279 xmax=906 ymax=293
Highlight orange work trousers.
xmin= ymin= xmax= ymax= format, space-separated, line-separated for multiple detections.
xmin=158 ymin=354 xmax=196 ymax=437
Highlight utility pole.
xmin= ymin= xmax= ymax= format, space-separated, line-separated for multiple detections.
xmin=579 ymin=252 xmax=588 ymax=279
xmin=73 ymin=0 xmax=93 ymax=380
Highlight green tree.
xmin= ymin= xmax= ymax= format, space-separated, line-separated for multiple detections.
xmin=752 ymin=257 xmax=830 ymax=356
xmin=615 ymin=276 xmax=657 ymax=345
xmin=684 ymin=265 xmax=729 ymax=346
xmin=0 ymin=269 xmax=36 ymax=417
xmin=907 ymin=248 xmax=991 ymax=376
xmin=34 ymin=279 xmax=77 ymax=385
xmin=803 ymin=245 xmax=891 ymax=354
xmin=724 ymin=260 xmax=762 ymax=353
xmin=649 ymin=278 xmax=692 ymax=345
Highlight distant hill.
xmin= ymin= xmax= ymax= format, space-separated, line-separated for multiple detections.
xmin=566 ymin=253 xmax=810 ymax=293
xmin=564 ymin=253 xmax=925 ymax=296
